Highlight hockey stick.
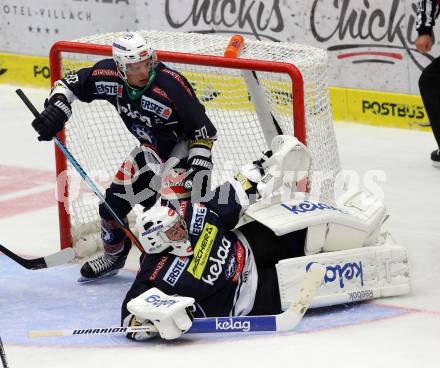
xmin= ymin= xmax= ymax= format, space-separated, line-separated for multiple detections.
xmin=15 ymin=89 xmax=145 ymax=255
xmin=0 ymin=242 xmax=74 ymax=270
xmin=224 ymin=35 xmax=282 ymax=148
xmin=0 ymin=337 xmax=9 ymax=368
xmin=28 ymin=264 xmax=325 ymax=338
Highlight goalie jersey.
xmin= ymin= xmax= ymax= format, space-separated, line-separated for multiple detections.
xmin=122 ymin=181 xmax=258 ymax=322
xmin=53 ymin=59 xmax=217 ymax=161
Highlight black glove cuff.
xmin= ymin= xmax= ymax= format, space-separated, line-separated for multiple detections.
xmin=53 ymin=100 xmax=72 ymax=119
xmin=188 ymin=155 xmax=213 ymax=170
xmin=46 ymin=93 xmax=70 ymax=107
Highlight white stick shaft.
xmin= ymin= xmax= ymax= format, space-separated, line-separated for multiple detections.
xmin=28 ymin=325 xmax=157 ymax=339
xmin=28 ymin=265 xmax=326 ymax=339
xmin=242 ymin=70 xmax=279 ymax=147
xmin=276 ymin=263 xmax=325 ymax=331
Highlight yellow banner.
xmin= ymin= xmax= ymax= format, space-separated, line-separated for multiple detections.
xmin=330 ymin=87 xmax=430 ymax=131
xmin=0 ymin=52 xmax=431 ymax=131
xmin=0 ymin=53 xmax=51 ymax=88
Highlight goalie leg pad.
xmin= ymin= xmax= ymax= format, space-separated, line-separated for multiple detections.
xmin=244 ymin=190 xmax=387 ymax=255
xmin=276 ymin=244 xmax=410 ymax=310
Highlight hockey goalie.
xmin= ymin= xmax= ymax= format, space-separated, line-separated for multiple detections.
xmin=122 ymin=135 xmax=410 ymax=341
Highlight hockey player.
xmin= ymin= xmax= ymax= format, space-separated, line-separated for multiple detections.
xmin=121 ymin=135 xmax=405 ymax=341
xmin=30 ymin=32 xmax=218 ymax=279
xmin=416 ymin=0 xmax=440 ymax=167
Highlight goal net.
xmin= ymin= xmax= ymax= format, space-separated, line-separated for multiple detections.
xmin=49 ymin=30 xmax=340 ymax=252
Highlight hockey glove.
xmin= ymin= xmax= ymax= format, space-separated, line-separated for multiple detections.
xmin=124 ymin=315 xmax=158 ymax=342
xmin=234 ymin=150 xmax=272 ymax=195
xmin=32 ymin=94 xmax=72 ymax=141
xmin=183 ymin=155 xmax=213 ymax=190
xmin=127 ymin=287 xmax=195 ymax=340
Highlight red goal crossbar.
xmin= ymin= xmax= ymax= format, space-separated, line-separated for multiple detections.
xmin=49 ymin=41 xmax=306 ymax=249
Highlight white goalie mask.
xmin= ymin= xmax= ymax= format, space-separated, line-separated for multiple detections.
xmin=136 ymin=206 xmax=192 ymax=257
xmin=112 ymin=32 xmax=156 ymax=83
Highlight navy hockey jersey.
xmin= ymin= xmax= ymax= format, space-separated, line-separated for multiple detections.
xmin=122 ymin=181 xmax=257 ymax=319
xmin=55 ymin=59 xmax=217 ymax=161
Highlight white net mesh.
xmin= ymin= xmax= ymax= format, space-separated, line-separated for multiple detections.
xmin=54 ymin=30 xmax=340 ymax=248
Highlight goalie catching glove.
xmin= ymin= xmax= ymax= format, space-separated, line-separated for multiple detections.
xmin=126 ymin=287 xmax=195 ymax=340
xmin=235 ymin=135 xmax=311 ymax=198
xmin=32 ymin=94 xmax=72 ymax=141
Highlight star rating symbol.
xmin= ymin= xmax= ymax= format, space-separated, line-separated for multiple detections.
xmin=28 ymin=25 xmax=56 ymax=34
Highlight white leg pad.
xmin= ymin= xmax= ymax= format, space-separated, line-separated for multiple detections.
xmin=276 ymin=243 xmax=410 ymax=310
xmin=244 ymin=190 xmax=387 ymax=256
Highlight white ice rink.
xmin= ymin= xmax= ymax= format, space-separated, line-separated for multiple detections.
xmin=0 ymin=85 xmax=439 ymax=368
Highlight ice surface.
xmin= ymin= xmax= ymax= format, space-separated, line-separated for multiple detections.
xmin=0 ymin=85 xmax=439 ymax=368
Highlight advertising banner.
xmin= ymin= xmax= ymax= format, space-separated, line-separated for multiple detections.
xmin=142 ymin=0 xmax=434 ymax=95
xmin=0 ymin=1 xmax=437 ymax=107
xmin=0 ymin=0 xmax=136 ymax=55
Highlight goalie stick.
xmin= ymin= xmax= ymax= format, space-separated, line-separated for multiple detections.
xmin=16 ymin=89 xmax=145 ymax=255
xmin=0 ymin=242 xmax=74 ymax=270
xmin=28 ymin=264 xmax=325 ymax=338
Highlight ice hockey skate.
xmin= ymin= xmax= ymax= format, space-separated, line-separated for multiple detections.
xmin=78 ymin=241 xmax=131 ymax=283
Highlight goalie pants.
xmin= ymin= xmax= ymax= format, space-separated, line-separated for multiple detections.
xmin=238 ymin=221 xmax=307 ymax=315
xmin=419 ymin=56 xmax=440 ymax=149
